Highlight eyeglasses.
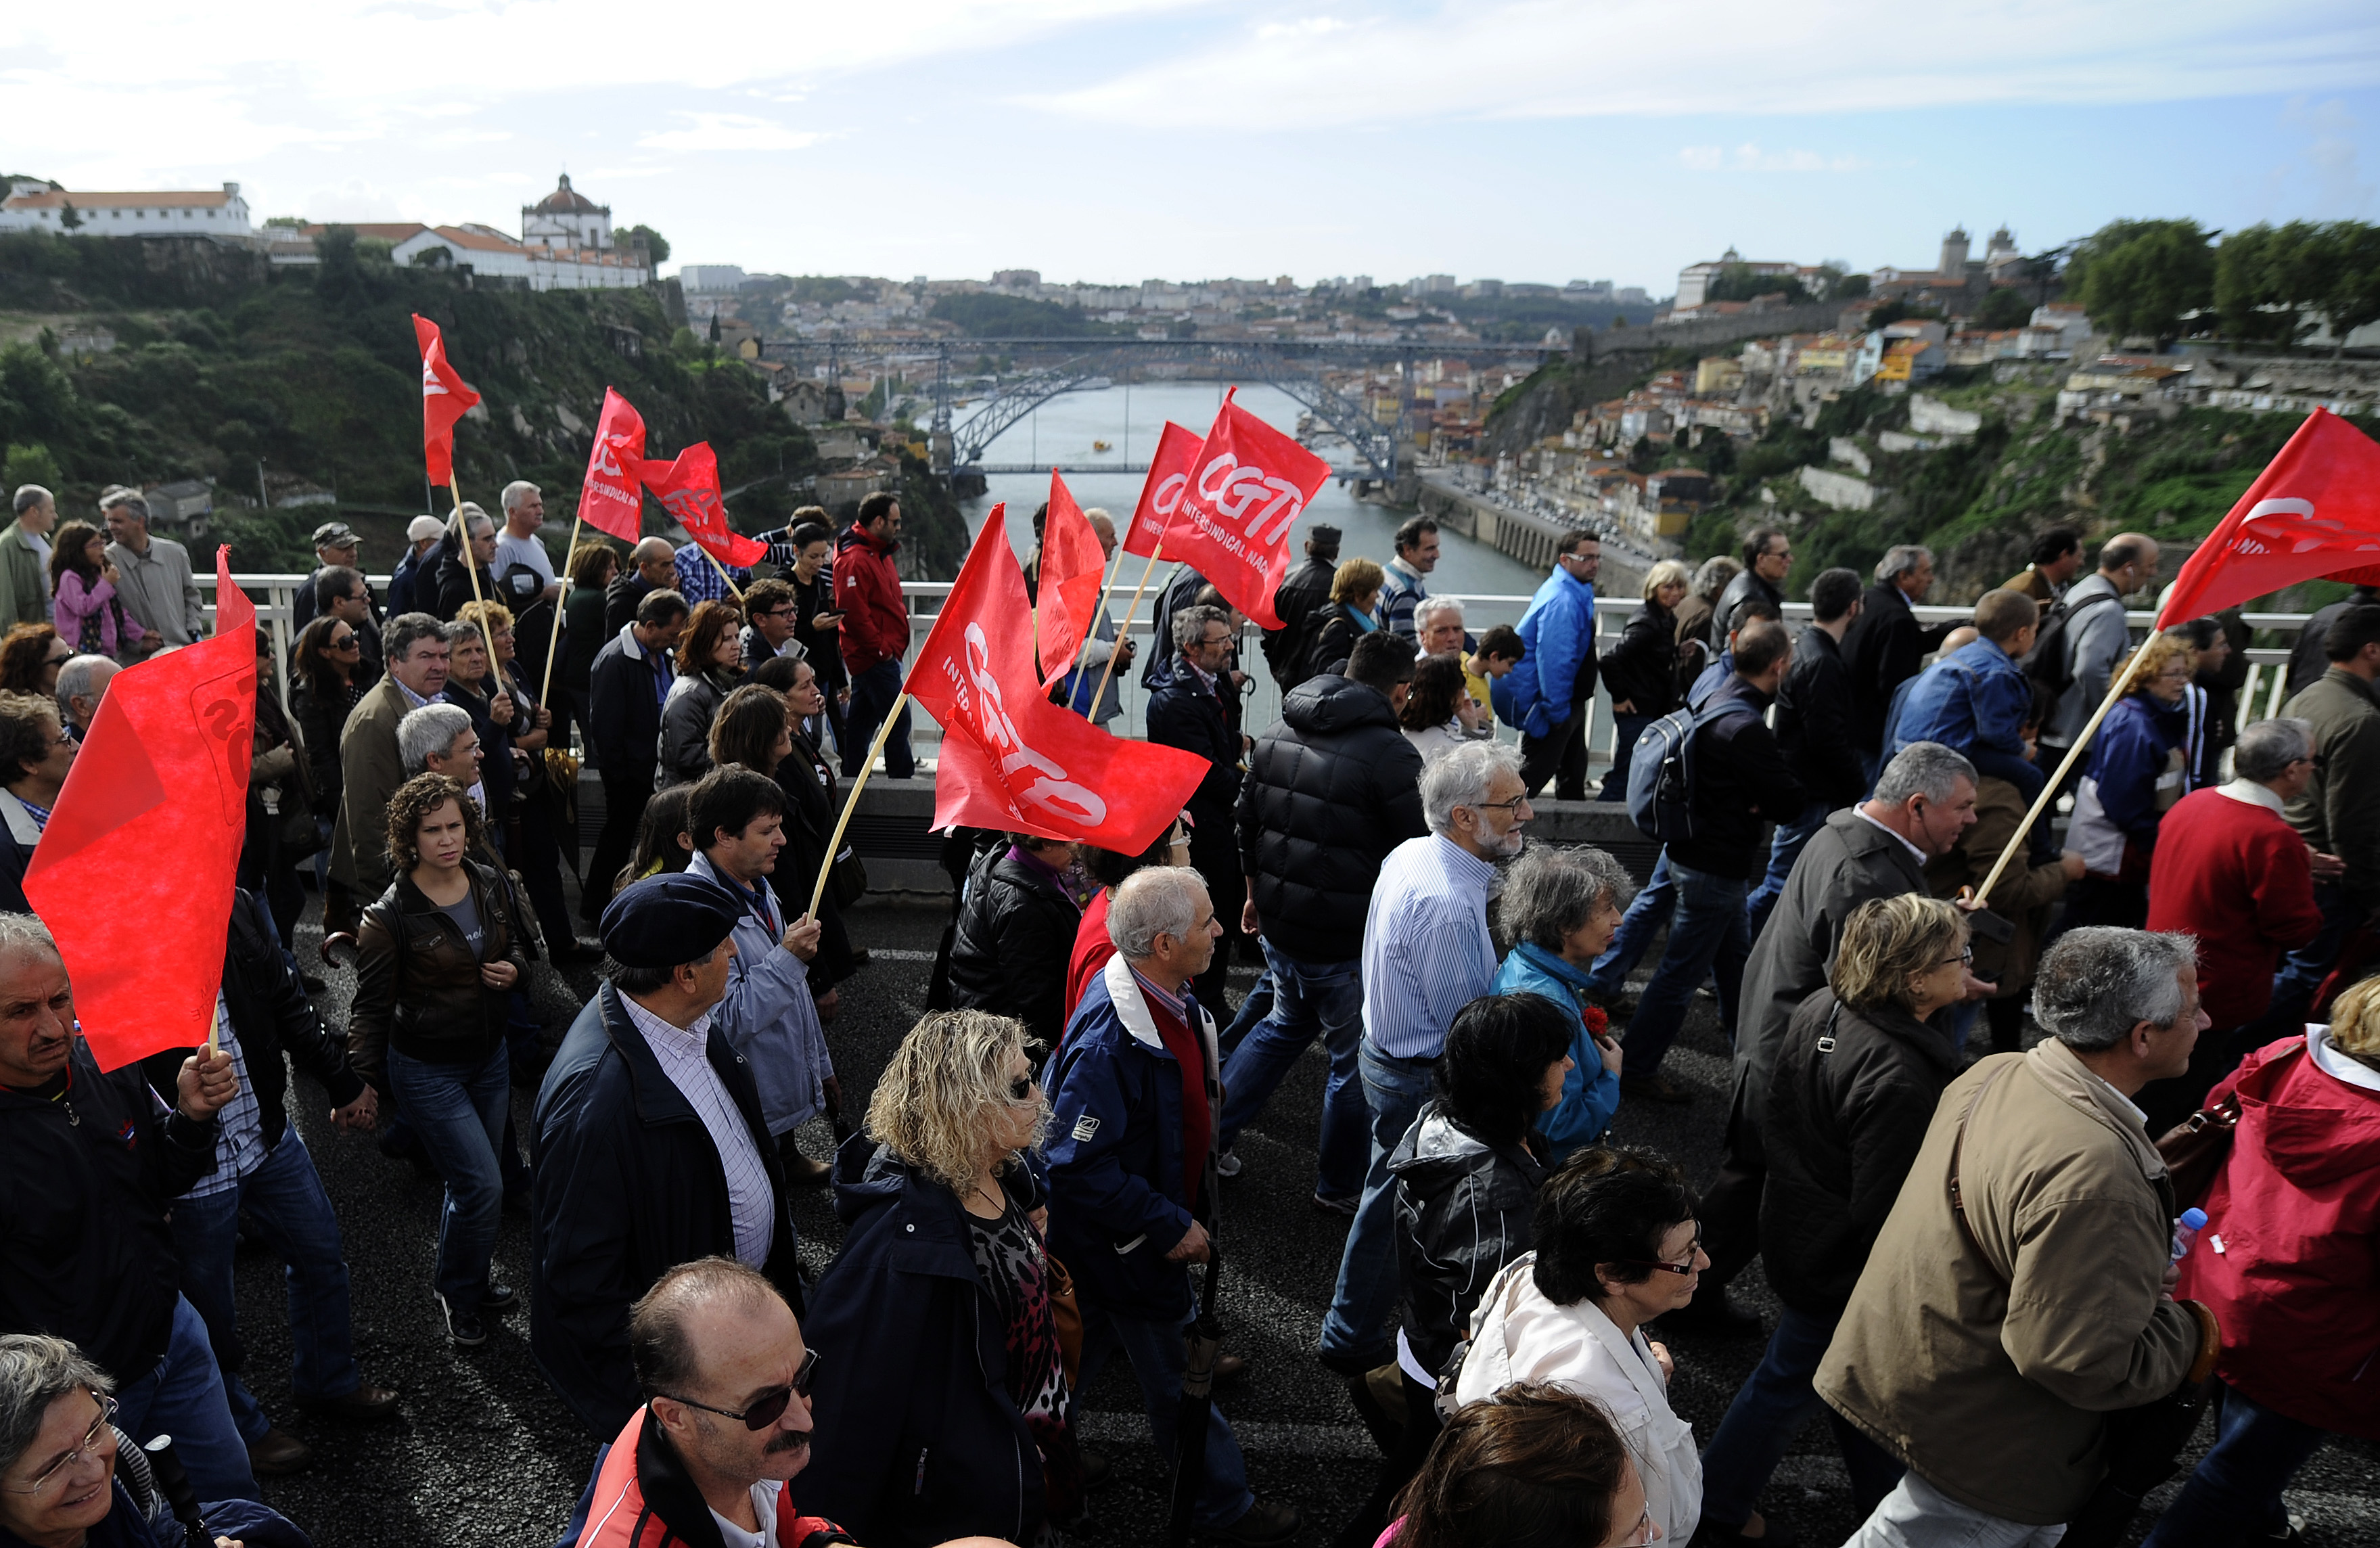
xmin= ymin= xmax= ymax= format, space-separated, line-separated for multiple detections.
xmin=658 ymin=1348 xmax=820 ymax=1431
xmin=1608 ymin=1228 xmax=1703 ymax=1278
xmin=1937 ymin=945 xmax=1975 ymax=968
xmin=3 ymin=1392 xmax=114 ymax=1495
xmin=758 ymin=606 xmax=798 ymax=618
xmin=1470 ymin=796 xmax=1530 ymax=813
xmin=42 ymin=651 xmax=69 ymax=667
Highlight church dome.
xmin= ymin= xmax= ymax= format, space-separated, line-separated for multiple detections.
xmin=531 ymin=174 xmax=603 ymax=215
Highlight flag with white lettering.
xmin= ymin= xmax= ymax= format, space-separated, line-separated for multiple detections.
xmin=911 ymin=509 xmax=1206 ymax=853
xmin=1123 ymin=421 xmax=1203 ymax=557
xmin=2157 ymin=409 xmax=2380 ymax=627
xmin=641 ymin=442 xmax=769 ymax=567
xmin=578 ymin=387 xmax=648 ymax=543
xmin=1158 ymin=390 xmax=1332 ymax=629
xmin=412 ymin=314 xmax=480 ymax=486
xmin=1035 ymin=469 xmax=1107 ymax=690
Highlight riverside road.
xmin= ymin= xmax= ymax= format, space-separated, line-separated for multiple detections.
xmin=227 ymin=889 xmax=2374 ymax=1547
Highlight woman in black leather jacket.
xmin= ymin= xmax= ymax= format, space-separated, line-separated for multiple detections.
xmin=1342 ymin=992 xmax=1574 ymax=1547
xmin=946 ymin=834 xmax=1082 ymax=1046
xmin=1595 ymin=559 xmax=1691 ymax=801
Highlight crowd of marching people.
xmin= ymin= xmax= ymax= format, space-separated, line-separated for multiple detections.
xmin=0 ymin=472 xmax=2371 ymax=1548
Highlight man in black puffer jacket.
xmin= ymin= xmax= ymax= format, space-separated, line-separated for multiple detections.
xmin=1147 ymin=604 xmax=1247 ymax=1014
xmin=946 ymin=835 xmax=1082 ymax=1045
xmin=1219 ymin=632 xmax=1426 ymax=1205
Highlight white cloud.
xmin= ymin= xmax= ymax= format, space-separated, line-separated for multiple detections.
xmin=1255 ymin=16 xmax=1357 ymax=39
xmin=638 ymin=114 xmax=823 ymax=152
xmin=1039 ymin=0 xmax=2380 ymax=130
xmin=1679 ymin=143 xmax=1869 ymax=173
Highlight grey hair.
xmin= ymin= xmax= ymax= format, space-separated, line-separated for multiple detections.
xmin=1171 ymin=604 xmax=1229 ymax=652
xmin=0 ymin=913 xmax=59 ymax=966
xmin=456 ymin=503 xmax=495 ymax=538
xmin=384 ymin=612 xmax=447 ymax=662
xmin=500 ymin=480 xmax=541 ymax=513
xmin=2234 ymin=716 xmax=2312 ymax=784
xmin=1422 ymin=739 xmax=1523 ymax=837
xmin=1500 ymin=844 xmax=1634 ymax=953
xmin=0 ymin=1334 xmax=113 ymax=1479
xmin=2031 ymin=927 xmax=2198 ymax=1051
xmin=397 ymin=703 xmax=474 ymax=775
xmin=1414 ymin=595 xmax=1465 ymax=631
xmin=442 ymin=618 xmax=486 ymax=648
xmin=10 ymin=486 xmax=49 ymax=518
xmin=1873 ymin=741 xmax=1977 ymax=806
xmin=1691 ymin=555 xmax=1741 ymax=599
xmin=1877 ymin=543 xmax=1933 ymax=583
xmin=96 ymin=484 xmax=147 ymax=520
xmin=53 ymin=656 xmax=111 ymax=714
xmin=1107 ymin=866 xmax=1206 ymax=961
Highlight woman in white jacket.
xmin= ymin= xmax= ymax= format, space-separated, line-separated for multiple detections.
xmin=1452 ymin=1146 xmax=1719 ymax=1545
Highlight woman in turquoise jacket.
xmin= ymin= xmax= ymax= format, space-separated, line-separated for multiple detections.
xmin=1490 ymin=844 xmax=1632 ymax=1160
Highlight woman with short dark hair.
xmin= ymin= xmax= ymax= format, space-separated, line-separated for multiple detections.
xmin=1454 ymin=1145 xmax=1708 ymax=1543
xmin=1398 ymin=655 xmax=1475 ymax=768
xmin=747 ymin=657 xmax=860 ymax=999
xmin=1493 ymin=844 xmax=1632 ymax=1160
xmin=659 ymin=599 xmax=746 ymax=788
xmin=1383 ymin=1382 xmax=1647 ymax=1548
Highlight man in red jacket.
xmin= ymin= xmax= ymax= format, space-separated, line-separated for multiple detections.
xmin=834 ymin=493 xmax=914 ymax=781
xmin=2142 ymin=714 xmax=2331 ymax=1131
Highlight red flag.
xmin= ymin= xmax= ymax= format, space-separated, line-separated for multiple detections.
xmin=912 ymin=511 xmax=1208 ymax=854
xmin=1123 ymin=421 xmax=1203 ymax=557
xmin=23 ymin=551 xmax=256 ymax=1071
xmin=1035 ymin=470 xmax=1107 ymax=691
xmin=578 ymin=387 xmax=648 ymax=543
xmin=2158 ymin=409 xmax=2380 ymax=627
xmin=1161 ymin=390 xmax=1332 ymax=630
xmin=412 ymin=314 xmax=481 ymax=486
xmin=641 ymin=443 xmax=769 ymax=568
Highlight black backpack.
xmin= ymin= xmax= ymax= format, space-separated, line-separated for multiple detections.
xmin=2023 ymin=590 xmax=2121 ymax=698
xmin=1626 ymin=697 xmax=1758 ymax=844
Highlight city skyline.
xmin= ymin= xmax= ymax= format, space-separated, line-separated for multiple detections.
xmin=3 ymin=1 xmax=2375 ymax=290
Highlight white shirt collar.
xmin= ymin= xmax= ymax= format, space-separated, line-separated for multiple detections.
xmin=1854 ymin=806 xmax=1929 ymax=867
xmin=2216 ymin=778 xmax=2287 ymax=815
xmin=619 ymin=988 xmax=714 ymax=1055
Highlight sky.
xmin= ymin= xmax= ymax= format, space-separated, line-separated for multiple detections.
xmin=5 ymin=1 xmax=2379 ymax=294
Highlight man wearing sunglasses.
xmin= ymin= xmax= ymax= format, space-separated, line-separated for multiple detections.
xmin=532 ymin=873 xmax=806 ymax=1447
xmin=571 ymin=1257 xmax=853 ymax=1548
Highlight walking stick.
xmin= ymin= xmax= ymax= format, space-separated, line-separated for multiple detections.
xmin=803 ymin=691 xmax=909 ymax=923
xmin=1165 ymin=1246 xmax=1225 ymax=1548
xmin=1090 ymin=545 xmax=1164 ymax=722
xmin=1971 ymin=627 xmax=2165 ymax=909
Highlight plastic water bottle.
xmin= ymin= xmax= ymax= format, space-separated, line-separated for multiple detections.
xmin=2169 ymin=1206 xmax=2208 ymax=1263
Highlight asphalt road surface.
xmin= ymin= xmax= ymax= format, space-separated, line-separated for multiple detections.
xmin=227 ymin=887 xmax=2375 ymax=1547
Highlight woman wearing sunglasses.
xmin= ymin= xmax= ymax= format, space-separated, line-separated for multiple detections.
xmin=1452 ymin=1145 xmax=1708 ymax=1545
xmin=796 ymin=1010 xmax=1081 ymax=1548
xmin=1695 ymin=892 xmax=1967 ymax=1544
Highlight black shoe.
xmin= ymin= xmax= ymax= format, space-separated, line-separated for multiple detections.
xmin=439 ymin=1296 xmax=487 ymax=1346
xmin=481 ymin=1279 xmax=518 ymax=1311
xmin=1078 ymin=1449 xmax=1113 ymax=1492
xmin=1621 ymin=1070 xmax=1694 ymax=1106
xmin=1659 ymin=1285 xmax=1763 ymax=1337
xmin=847 ymin=946 xmax=871 ymax=967
xmin=300 ymin=971 xmax=328 ymax=993
xmin=1204 ymin=1497 xmax=1301 ymax=1545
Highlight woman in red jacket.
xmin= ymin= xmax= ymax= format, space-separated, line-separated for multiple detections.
xmin=2145 ymin=980 xmax=2380 ymax=1548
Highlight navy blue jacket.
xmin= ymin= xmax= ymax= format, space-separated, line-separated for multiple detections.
xmin=1044 ymin=955 xmax=1219 ymax=1321
xmin=1144 ymin=652 xmax=1241 ymax=825
xmin=795 ymin=1144 xmax=1047 ymax=1548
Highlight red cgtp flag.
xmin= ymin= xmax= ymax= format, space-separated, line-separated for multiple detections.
xmin=1161 ymin=389 xmax=1332 ymax=630
xmin=1035 ymin=469 xmax=1107 ymax=691
xmin=24 ymin=550 xmax=256 ymax=1070
xmin=412 ymin=314 xmax=481 ymax=486
xmin=911 ymin=511 xmax=1208 ymax=853
xmin=1122 ymin=421 xmax=1204 ymax=558
xmin=2158 ymin=409 xmax=2380 ymax=627
xmin=578 ymin=387 xmax=649 ymax=543
xmin=641 ymin=443 xmax=769 ymax=568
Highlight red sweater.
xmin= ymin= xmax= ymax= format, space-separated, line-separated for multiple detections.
xmin=1065 ymin=890 xmax=1117 ymax=1028
xmin=833 ymin=526 xmax=907 ymax=675
xmin=2145 ymin=786 xmax=2324 ymax=1029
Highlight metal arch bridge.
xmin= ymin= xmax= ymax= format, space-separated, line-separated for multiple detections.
xmin=833 ymin=337 xmax=1566 ymax=486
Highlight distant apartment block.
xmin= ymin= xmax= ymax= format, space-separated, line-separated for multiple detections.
xmin=0 ymin=182 xmax=252 ymax=237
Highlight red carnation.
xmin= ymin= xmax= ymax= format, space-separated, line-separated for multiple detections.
xmin=1580 ymin=1005 xmax=1609 ymax=1039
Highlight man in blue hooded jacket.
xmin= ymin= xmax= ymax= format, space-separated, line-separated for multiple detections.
xmin=1491 ymin=530 xmax=1601 ymax=799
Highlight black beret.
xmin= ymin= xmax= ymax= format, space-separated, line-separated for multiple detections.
xmin=600 ymin=871 xmax=747 ymax=969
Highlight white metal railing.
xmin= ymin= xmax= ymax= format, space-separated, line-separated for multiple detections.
xmin=204 ymin=572 xmax=2321 ymax=770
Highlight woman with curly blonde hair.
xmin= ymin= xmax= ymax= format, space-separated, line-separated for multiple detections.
xmin=798 ymin=1010 xmax=1082 ymax=1545
xmin=2070 ymin=631 xmax=2200 ymax=928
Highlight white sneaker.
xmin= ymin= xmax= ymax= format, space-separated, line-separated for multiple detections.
xmin=1215 ymin=1149 xmax=1242 ymax=1179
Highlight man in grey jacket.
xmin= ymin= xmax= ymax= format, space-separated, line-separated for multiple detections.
xmin=1680 ymin=741 xmax=1982 ymax=1332
xmin=2040 ymin=532 xmax=2159 ymax=770
xmin=0 ymin=486 xmax=54 ymax=629
xmin=101 ymin=486 xmax=206 ymax=655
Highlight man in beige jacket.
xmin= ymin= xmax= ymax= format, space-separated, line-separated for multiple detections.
xmin=1818 ymin=926 xmax=2210 ymax=1546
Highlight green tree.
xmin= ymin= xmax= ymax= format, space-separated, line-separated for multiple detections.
xmin=1828 ymin=271 xmax=1870 ymax=301
xmin=2318 ymin=221 xmax=2380 ymax=352
xmin=58 ymin=202 xmax=80 ymax=231
xmin=1706 ymin=263 xmax=1808 ymax=304
xmin=1 ymin=442 xmax=62 ymax=490
xmin=2066 ymin=219 xmax=2215 ymax=343
xmin=622 ymin=225 xmax=669 ymax=264
xmin=1974 ymin=287 xmax=2034 ymax=329
xmin=2214 ymin=222 xmax=2321 ymax=342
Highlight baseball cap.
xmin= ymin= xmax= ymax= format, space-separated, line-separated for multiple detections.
xmin=311 ymin=520 xmax=359 ymax=549
xmin=407 ymin=516 xmax=446 ymax=543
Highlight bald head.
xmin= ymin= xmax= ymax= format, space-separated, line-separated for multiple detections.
xmin=633 ymin=537 xmax=677 ymax=588
xmin=2099 ymin=532 xmax=2161 ymax=595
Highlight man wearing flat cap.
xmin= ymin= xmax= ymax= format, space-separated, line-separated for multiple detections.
xmin=292 ymin=520 xmax=365 ymax=633
xmin=529 ymin=872 xmax=804 ymax=1440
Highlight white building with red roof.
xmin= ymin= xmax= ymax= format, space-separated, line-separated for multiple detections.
xmin=0 ymin=181 xmax=252 ymax=237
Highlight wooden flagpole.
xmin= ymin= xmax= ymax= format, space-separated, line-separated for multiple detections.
xmin=804 ymin=691 xmax=909 ymax=923
xmin=449 ymin=479 xmax=503 ymax=670
xmin=536 ymin=511 xmax=587 ymax=708
xmin=1088 ymin=545 xmax=1164 ymax=722
xmin=1971 ymin=627 xmax=2164 ymax=908
xmin=699 ymin=545 xmax=746 ymax=602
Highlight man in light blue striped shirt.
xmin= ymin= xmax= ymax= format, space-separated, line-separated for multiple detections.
xmin=1319 ymin=740 xmax=1531 ymax=1373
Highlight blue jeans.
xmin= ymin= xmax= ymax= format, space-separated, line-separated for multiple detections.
xmin=2141 ymin=1382 xmax=2329 ymax=1548
xmin=1070 ymin=1304 xmax=1254 ymax=1529
xmin=1599 ymin=712 xmax=1652 ymax=802
xmin=1624 ymin=859 xmax=1749 ymax=1077
xmin=2266 ymin=881 xmax=2355 ymax=1030
xmin=1218 ymin=968 xmax=1274 ymax=1061
xmin=1588 ymin=850 xmax=1674 ymax=997
xmin=1319 ymin=1041 xmax=1434 ymax=1367
xmin=114 ymin=1294 xmax=258 ymax=1503
xmin=1746 ymin=801 xmax=1830 ymax=942
xmin=1217 ymin=943 xmax=1368 ymax=1202
xmin=1699 ymin=1304 xmax=1904 ymax=1527
xmin=170 ymin=1130 xmax=360 ymax=1441
xmin=842 ymin=657 xmax=915 ymax=779
xmin=388 ymin=1041 xmax=513 ymax=1308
